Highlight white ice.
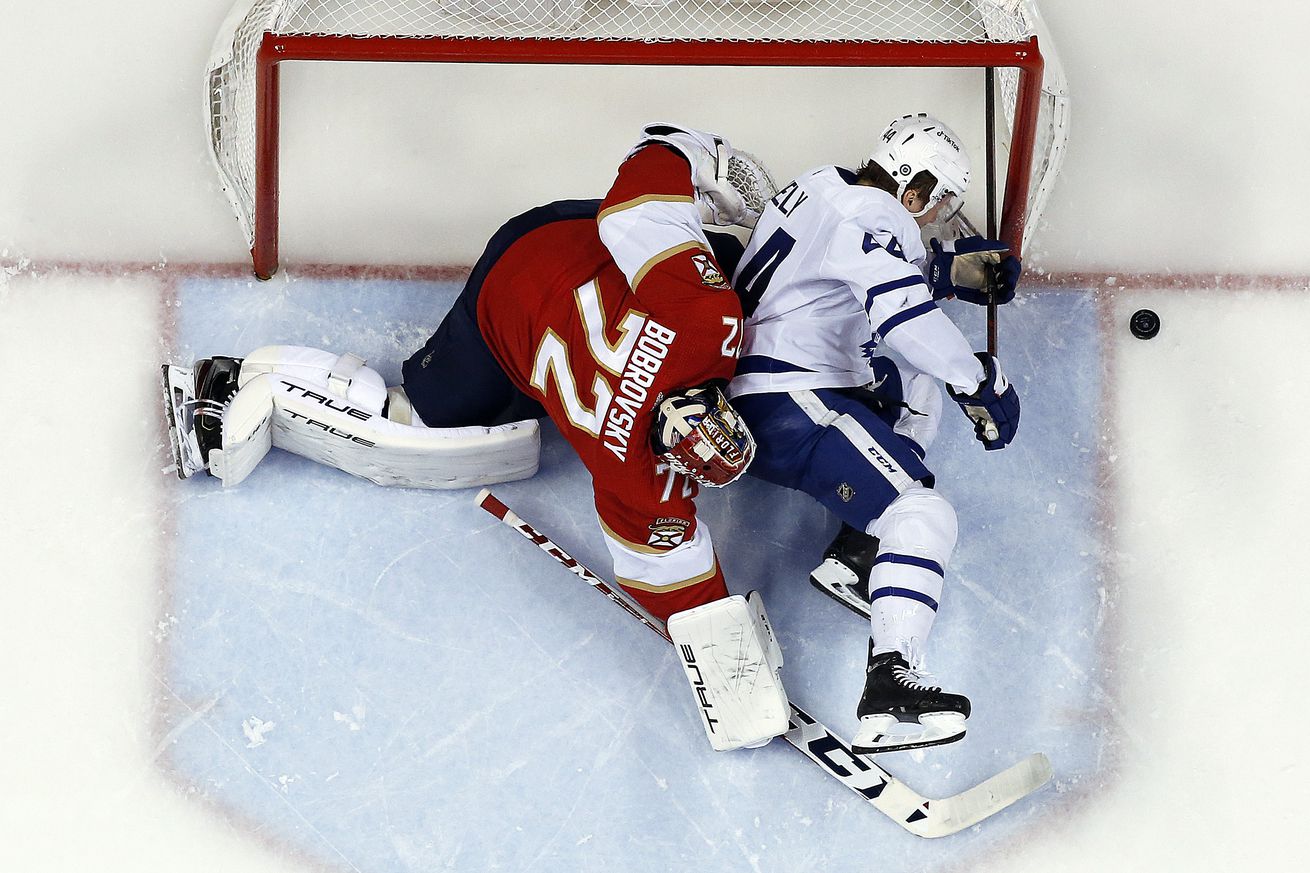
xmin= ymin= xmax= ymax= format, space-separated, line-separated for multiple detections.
xmin=2 ymin=3 xmax=1310 ymax=872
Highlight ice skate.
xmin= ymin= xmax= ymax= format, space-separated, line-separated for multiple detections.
xmin=852 ymin=648 xmax=969 ymax=754
xmin=808 ymin=522 xmax=878 ymax=620
xmin=162 ymin=356 xmax=242 ymax=479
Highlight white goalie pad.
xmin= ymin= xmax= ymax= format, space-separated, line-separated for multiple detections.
xmin=162 ymin=364 xmax=206 ymax=479
xmin=213 ymin=345 xmax=540 ymax=490
xmin=667 ymin=592 xmax=789 ymax=752
xmin=211 ymin=373 xmax=274 ymax=485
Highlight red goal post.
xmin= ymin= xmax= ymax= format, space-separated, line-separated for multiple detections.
xmin=206 ymin=0 xmax=1069 ymax=279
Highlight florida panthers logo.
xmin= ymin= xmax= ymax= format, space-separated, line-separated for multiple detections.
xmin=647 ymin=517 xmax=690 ymax=548
xmin=691 ymin=253 xmax=727 ymax=288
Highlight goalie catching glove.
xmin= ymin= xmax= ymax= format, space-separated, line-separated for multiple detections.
xmin=948 ymin=353 xmax=1020 ymax=450
xmin=928 ymin=236 xmax=1021 ymax=305
xmin=635 ymin=123 xmax=777 ymax=228
xmin=652 ymin=382 xmax=755 ymax=487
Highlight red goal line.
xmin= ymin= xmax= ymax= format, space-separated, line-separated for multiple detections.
xmin=2 ymin=257 xmax=1307 ymax=293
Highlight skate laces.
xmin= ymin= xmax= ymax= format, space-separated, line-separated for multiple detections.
xmin=189 ymin=397 xmax=226 ymax=422
xmin=891 ymin=664 xmax=941 ymax=693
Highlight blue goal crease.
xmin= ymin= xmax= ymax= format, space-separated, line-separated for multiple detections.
xmin=160 ymin=278 xmax=1105 ymax=873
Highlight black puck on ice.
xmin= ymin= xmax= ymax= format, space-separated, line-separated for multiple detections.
xmin=1129 ymin=308 xmax=1160 ymax=340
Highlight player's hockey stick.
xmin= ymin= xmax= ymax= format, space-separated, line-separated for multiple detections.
xmin=983 ymin=65 xmax=1000 ymax=359
xmin=957 ymin=210 xmax=1005 ymax=359
xmin=475 ymin=489 xmax=1052 ymax=837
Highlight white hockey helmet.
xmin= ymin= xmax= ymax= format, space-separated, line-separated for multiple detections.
xmin=869 ymin=114 xmax=971 ymax=220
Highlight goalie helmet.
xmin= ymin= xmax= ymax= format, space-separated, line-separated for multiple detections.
xmin=869 ymin=114 xmax=971 ymax=221
xmin=652 ymin=383 xmax=755 ymax=488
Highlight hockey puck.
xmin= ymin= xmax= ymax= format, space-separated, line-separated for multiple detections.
xmin=1129 ymin=308 xmax=1160 ymax=340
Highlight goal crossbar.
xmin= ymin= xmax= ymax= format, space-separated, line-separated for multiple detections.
xmin=248 ymin=35 xmax=1043 ymax=278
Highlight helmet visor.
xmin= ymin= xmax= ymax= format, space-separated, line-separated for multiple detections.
xmin=907 ymin=187 xmax=963 ymax=225
xmin=933 ymin=190 xmax=964 ymax=224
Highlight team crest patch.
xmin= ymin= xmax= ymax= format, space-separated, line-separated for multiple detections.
xmin=648 ymin=517 xmax=690 ymax=548
xmin=837 ymin=482 xmax=855 ymax=503
xmin=691 ymin=253 xmax=727 ymax=288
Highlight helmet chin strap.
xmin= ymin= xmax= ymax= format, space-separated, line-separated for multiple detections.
xmin=900 ymin=184 xmax=936 ymax=218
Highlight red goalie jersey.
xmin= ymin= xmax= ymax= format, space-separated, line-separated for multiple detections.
xmin=475 ymin=145 xmax=745 ymax=621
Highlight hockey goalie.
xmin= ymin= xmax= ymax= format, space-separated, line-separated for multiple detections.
xmin=164 ymin=123 xmax=790 ymax=752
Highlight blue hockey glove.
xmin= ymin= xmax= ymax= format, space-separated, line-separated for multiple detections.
xmin=947 ymin=353 xmax=1020 ymax=450
xmin=929 ymin=236 xmax=1021 ymax=305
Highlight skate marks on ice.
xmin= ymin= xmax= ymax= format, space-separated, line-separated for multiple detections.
xmin=155 ymin=277 xmax=1106 ymax=872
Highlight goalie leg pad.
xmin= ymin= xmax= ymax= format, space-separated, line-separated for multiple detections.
xmin=162 ymin=364 xmax=206 ymax=479
xmin=667 ymin=592 xmax=789 ymax=752
xmin=237 ymin=345 xmax=388 ymax=411
xmin=210 ymin=374 xmax=273 ymax=486
xmin=214 ymin=345 xmax=541 ymax=489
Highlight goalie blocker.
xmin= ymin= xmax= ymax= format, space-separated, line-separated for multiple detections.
xmin=163 ymin=345 xmax=539 ymax=489
xmin=667 ymin=592 xmax=789 ymax=751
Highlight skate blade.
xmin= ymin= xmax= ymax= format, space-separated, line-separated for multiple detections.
xmin=851 ymin=711 xmax=967 ymax=754
xmin=161 ymin=364 xmax=206 ymax=479
xmin=809 ymin=561 xmax=872 ymax=620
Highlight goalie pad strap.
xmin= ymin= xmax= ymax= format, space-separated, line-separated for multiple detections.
xmin=327 ymin=352 xmax=367 ymax=398
xmin=667 ymin=593 xmax=789 ymax=751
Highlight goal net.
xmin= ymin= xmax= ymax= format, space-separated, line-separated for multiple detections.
xmin=206 ymin=0 xmax=1069 ymax=278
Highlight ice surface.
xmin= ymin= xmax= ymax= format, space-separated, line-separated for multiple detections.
xmin=3 ymin=2 xmax=1310 ymax=868
xmin=155 ymin=277 xmax=1107 ymax=872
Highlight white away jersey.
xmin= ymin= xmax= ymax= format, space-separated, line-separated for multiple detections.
xmin=727 ymin=166 xmax=984 ymax=398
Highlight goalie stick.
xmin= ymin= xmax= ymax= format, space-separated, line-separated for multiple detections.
xmin=475 ymin=489 xmax=1052 ymax=837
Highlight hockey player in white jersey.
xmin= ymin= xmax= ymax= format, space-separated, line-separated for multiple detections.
xmin=727 ymin=114 xmax=1022 ymax=753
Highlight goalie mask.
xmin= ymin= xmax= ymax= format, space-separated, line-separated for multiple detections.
xmin=869 ymin=114 xmax=971 ymax=222
xmin=652 ymin=383 xmax=755 ymax=487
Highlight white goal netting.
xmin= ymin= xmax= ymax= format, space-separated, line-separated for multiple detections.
xmin=207 ymin=0 xmax=1069 ymax=262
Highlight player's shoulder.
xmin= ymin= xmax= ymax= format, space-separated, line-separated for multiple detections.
xmin=829 ymin=168 xmax=902 ymax=217
xmin=797 ymin=169 xmax=925 ymax=266
xmin=797 ymin=167 xmax=905 ymax=226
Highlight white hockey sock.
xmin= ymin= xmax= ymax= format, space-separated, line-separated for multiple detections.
xmin=867 ymin=485 xmax=957 ymax=664
xmin=866 ymin=558 xmax=946 ymax=663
